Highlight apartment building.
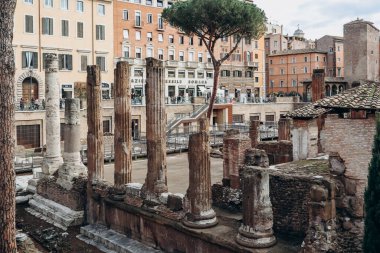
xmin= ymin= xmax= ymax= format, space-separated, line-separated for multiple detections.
xmin=113 ymin=0 xmax=266 ymax=103
xmin=316 ymin=35 xmax=344 ymax=77
xmin=267 ymin=49 xmax=327 ymax=96
xmin=14 ymin=0 xmax=114 ymax=102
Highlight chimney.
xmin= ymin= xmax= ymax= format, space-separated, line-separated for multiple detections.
xmin=311 ymin=69 xmax=325 ymax=102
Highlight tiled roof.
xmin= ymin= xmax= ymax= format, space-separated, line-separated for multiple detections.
xmin=286 ymin=103 xmax=331 ymax=119
xmin=315 ymin=81 xmax=380 ymax=109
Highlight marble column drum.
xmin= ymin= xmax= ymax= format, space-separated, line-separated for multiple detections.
xmin=42 ymin=54 xmax=63 ymax=175
xmin=183 ymin=118 xmax=218 ymax=228
xmin=142 ymin=58 xmax=168 ymax=201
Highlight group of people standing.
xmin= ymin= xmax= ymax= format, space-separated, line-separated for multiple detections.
xmin=19 ymin=97 xmax=45 ymax=110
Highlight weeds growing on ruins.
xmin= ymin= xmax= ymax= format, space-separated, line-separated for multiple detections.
xmin=162 ymin=0 xmax=266 ymax=120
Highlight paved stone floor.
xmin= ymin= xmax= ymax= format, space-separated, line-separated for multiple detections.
xmin=104 ymin=153 xmax=224 ymax=194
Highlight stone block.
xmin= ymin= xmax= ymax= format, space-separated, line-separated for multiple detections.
xmin=167 ymin=193 xmax=184 ymax=211
xmin=310 ymin=185 xmax=328 ymax=202
xmin=244 ymin=149 xmax=269 ymax=168
xmin=344 ymin=178 xmax=357 ymax=196
xmin=125 ymin=183 xmax=143 ymax=197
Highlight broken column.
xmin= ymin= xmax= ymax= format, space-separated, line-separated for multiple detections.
xmin=142 ymin=58 xmax=168 ymax=200
xmin=87 ymin=65 xmax=104 ymax=182
xmin=278 ymin=118 xmax=291 ymax=141
xmin=42 ymin=54 xmax=63 ymax=175
xmin=236 ymin=148 xmax=276 ymax=248
xmin=56 ymin=98 xmax=87 ymax=190
xmin=301 ymin=184 xmax=337 ymax=252
xmin=183 ymin=118 xmax=218 ymax=228
xmin=222 ymin=129 xmax=251 ymax=188
xmin=114 ymin=61 xmax=132 ymax=186
xmin=249 ymin=120 xmax=260 ymax=148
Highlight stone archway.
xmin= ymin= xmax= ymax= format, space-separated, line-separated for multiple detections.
xmin=16 ymin=71 xmax=44 ymax=101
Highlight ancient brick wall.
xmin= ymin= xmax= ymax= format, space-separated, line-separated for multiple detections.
xmin=257 ymin=141 xmax=293 ymax=165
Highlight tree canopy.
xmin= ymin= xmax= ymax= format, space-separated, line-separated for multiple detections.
xmin=162 ymin=0 xmax=266 ymax=118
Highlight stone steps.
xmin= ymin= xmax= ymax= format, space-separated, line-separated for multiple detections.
xmin=78 ymin=224 xmax=163 ymax=253
xmin=26 ymin=194 xmax=84 ymax=230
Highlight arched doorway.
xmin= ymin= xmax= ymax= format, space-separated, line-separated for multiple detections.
xmin=332 ymin=85 xmax=338 ymax=96
xmin=22 ymin=77 xmax=39 ymax=102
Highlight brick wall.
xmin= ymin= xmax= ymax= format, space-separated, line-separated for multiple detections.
xmin=257 ymin=141 xmax=293 ymax=165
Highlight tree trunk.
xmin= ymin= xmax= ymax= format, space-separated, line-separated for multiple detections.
xmin=0 ymin=1 xmax=17 ymax=252
xmin=206 ymin=65 xmax=220 ymax=120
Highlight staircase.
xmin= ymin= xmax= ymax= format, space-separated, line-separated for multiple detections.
xmin=166 ymin=103 xmax=209 ymax=133
xmin=77 ymin=224 xmax=163 ymax=253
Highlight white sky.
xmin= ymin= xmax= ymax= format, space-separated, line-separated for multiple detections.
xmin=255 ymin=0 xmax=380 ymax=40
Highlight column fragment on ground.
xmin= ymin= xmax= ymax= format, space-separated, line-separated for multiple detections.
xmin=183 ymin=118 xmax=218 ymax=228
xmin=87 ymin=65 xmax=104 ymax=182
xmin=249 ymin=120 xmax=260 ymax=148
xmin=142 ymin=57 xmax=168 ymax=200
xmin=278 ymin=118 xmax=291 ymax=141
xmin=236 ymin=149 xmax=276 ymax=248
xmin=42 ymin=54 xmax=63 ymax=175
xmin=114 ymin=61 xmax=132 ymax=186
xmin=57 ymin=98 xmax=87 ymax=190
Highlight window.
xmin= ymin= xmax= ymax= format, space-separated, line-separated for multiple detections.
xmin=135 ymin=48 xmax=142 ymax=59
xmin=270 ymin=59 xmax=273 ymax=64
xmin=157 ymin=0 xmax=163 ymax=7
xmin=179 ymin=51 xmax=184 ymax=61
xmin=304 ymin=66 xmax=308 ymax=73
xmin=77 ymin=1 xmax=84 ymax=12
xmin=80 ymin=55 xmax=87 ymax=71
xmin=147 ymin=14 xmax=152 ymax=23
xmin=292 ymin=80 xmax=297 ymax=87
xmin=280 ymin=68 xmax=285 ymax=75
xmin=147 ymin=32 xmax=152 ymax=42
xmin=221 ymin=36 xmax=228 ymax=42
xmin=178 ymin=71 xmax=185 ymax=78
xmin=96 ymin=56 xmax=106 ymax=71
xmin=45 ymin=0 xmax=53 ymax=7
xmin=245 ymin=37 xmax=251 ymax=45
xmin=17 ymin=125 xmax=40 ymax=149
xmin=77 ymin=22 xmax=83 ymax=38
xmin=246 ymin=71 xmax=252 ymax=77
xmin=206 ymin=72 xmax=213 ymax=78
xmin=233 ymin=70 xmax=242 ymax=77
xmin=280 ymin=80 xmax=284 ymax=87
xmin=61 ymin=0 xmax=68 ymax=10
xmin=292 ymin=67 xmax=296 ymax=74
xmin=292 ymin=57 xmax=296 ymax=63
xmin=233 ymin=115 xmax=244 ymax=123
xmin=316 ymin=56 xmax=319 ymax=62
xmin=198 ymin=53 xmax=203 ymax=62
xmin=134 ymin=0 xmax=141 ymax=3
xmin=146 ymin=48 xmax=153 ymax=57
xmin=274 ymin=41 xmax=278 ymax=47
xmin=58 ymin=54 xmax=72 ymax=70
xmin=207 ymin=53 xmax=212 ymax=63
xmin=158 ymin=15 xmax=163 ymax=29
xmin=168 ymin=70 xmax=175 ymax=78
xmin=169 ymin=35 xmax=174 ymax=43
xmin=61 ymin=20 xmax=69 ymax=36
xmin=42 ymin=17 xmax=53 ymax=35
xmin=96 ymin=25 xmax=105 ymax=40
xmin=25 ymin=15 xmax=33 ymax=33
xmin=122 ymin=46 xmax=130 ymax=58
xmin=169 ymin=50 xmax=174 ymax=60
xmin=255 ymin=53 xmax=258 ymax=59
xmin=337 ymin=46 xmax=340 ymax=52
xmin=255 ymin=40 xmax=258 ymax=49
xmin=270 ymin=80 xmax=274 ymax=88
xmin=221 ymin=70 xmax=230 ymax=77
xmin=158 ymin=33 xmax=163 ymax=42
xmin=197 ymin=71 xmax=204 ymax=78
xmin=158 ymin=49 xmax=163 ymax=60
xmin=146 ymin=0 xmax=152 ymax=5
xmin=22 ymin=51 xmax=38 ymax=69
xmin=97 ymin=4 xmax=105 ymax=15
xmin=135 ymin=31 xmax=141 ymax=40
xmin=123 ymin=29 xmax=129 ymax=39
xmin=189 ymin=37 xmax=193 ymax=45
xmin=188 ymin=52 xmax=194 ymax=61
xmin=198 ymin=37 xmax=202 ymax=46
xmin=179 ymin=36 xmax=184 ymax=44
xmin=24 ymin=0 xmax=33 ymax=4
xmin=135 ymin=12 xmax=141 ymax=27
xmin=133 ymin=68 xmax=144 ymax=76
xmin=304 ymin=56 xmax=308 ymax=62
xmin=122 ymin=10 xmax=128 ymax=20
xmin=265 ymin=114 xmax=275 ymax=122
xmin=337 ymin=57 xmax=341 ymax=62
xmin=255 ymin=77 xmax=259 ymax=83
xmin=188 ymin=71 xmax=195 ymax=78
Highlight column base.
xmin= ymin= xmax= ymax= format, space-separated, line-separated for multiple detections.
xmin=235 ymin=225 xmax=276 ymax=248
xmin=56 ymin=163 xmax=87 ymax=190
xmin=182 ymin=209 xmax=218 ymax=229
xmin=42 ymin=156 xmax=63 ymax=176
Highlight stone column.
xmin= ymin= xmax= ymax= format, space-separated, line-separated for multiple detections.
xmin=87 ymin=65 xmax=104 ymax=182
xmin=114 ymin=61 xmax=132 ymax=186
xmin=249 ymin=120 xmax=260 ymax=148
xmin=183 ymin=118 xmax=218 ymax=228
xmin=56 ymin=99 xmax=87 ymax=190
xmin=236 ymin=149 xmax=276 ymax=248
xmin=142 ymin=58 xmax=168 ymax=200
xmin=278 ymin=118 xmax=291 ymax=141
xmin=42 ymin=54 xmax=63 ymax=175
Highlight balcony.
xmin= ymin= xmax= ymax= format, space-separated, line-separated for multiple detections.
xmin=165 ymin=60 xmax=178 ymax=67
xmin=186 ymin=61 xmax=198 ymax=69
xmin=245 ymin=61 xmax=259 ymax=70
xmin=134 ymin=20 xmax=144 ymax=29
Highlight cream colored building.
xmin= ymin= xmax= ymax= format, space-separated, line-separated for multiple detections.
xmin=13 ymin=0 xmax=114 ymax=103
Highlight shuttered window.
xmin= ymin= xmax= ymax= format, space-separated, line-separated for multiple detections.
xmin=25 ymin=15 xmax=33 ymax=33
xmin=42 ymin=17 xmax=53 ymax=35
xmin=77 ymin=22 xmax=83 ymax=38
xmin=58 ymin=54 xmax=73 ymax=70
xmin=96 ymin=56 xmax=106 ymax=71
xmin=80 ymin=55 xmax=87 ymax=71
xmin=61 ymin=20 xmax=69 ymax=36
xmin=22 ymin=51 xmax=38 ymax=69
xmin=96 ymin=25 xmax=105 ymax=40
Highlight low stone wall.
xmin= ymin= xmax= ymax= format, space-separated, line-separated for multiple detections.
xmin=257 ymin=141 xmax=293 ymax=165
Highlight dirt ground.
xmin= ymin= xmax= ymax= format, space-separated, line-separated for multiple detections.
xmin=16 ymin=205 xmax=102 ymax=253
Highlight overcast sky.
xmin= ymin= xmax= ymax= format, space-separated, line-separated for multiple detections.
xmin=255 ymin=0 xmax=380 ymax=40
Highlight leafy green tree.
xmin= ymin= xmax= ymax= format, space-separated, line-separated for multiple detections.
xmin=364 ymin=113 xmax=380 ymax=252
xmin=162 ymin=0 xmax=266 ymax=119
